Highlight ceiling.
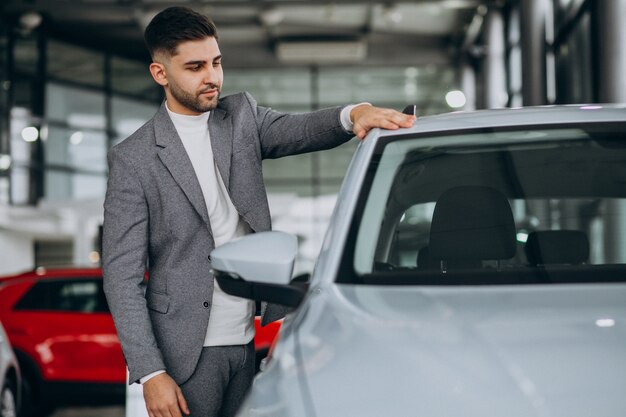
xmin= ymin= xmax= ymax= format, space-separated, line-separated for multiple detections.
xmin=1 ymin=0 xmax=493 ymax=68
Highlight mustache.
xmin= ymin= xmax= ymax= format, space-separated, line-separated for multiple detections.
xmin=199 ymin=84 xmax=221 ymax=94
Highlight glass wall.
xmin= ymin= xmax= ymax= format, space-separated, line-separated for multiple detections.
xmin=111 ymin=96 xmax=159 ymax=147
xmin=224 ymin=69 xmax=312 ymax=112
xmin=47 ymin=40 xmax=105 ymax=88
xmin=222 ymin=65 xmax=454 ymax=199
xmin=45 ymin=83 xmax=107 ymax=200
xmin=111 ymin=56 xmax=161 ymax=101
xmin=1 ymin=31 xmax=161 ymax=204
xmin=6 ymin=27 xmax=458 ymax=207
xmin=2 ymin=32 xmax=160 ymax=264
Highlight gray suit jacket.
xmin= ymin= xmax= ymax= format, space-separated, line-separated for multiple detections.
xmin=102 ymin=92 xmax=352 ymax=385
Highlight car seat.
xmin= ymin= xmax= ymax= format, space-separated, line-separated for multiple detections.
xmin=524 ymin=230 xmax=589 ymax=266
xmin=428 ymin=186 xmax=517 ymax=272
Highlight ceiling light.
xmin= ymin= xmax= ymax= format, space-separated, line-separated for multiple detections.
xmin=0 ymin=154 xmax=11 ymax=170
xmin=404 ymin=67 xmax=419 ymax=78
xmin=70 ymin=131 xmax=84 ymax=145
xmin=89 ymin=251 xmax=101 ymax=263
xmin=446 ymin=90 xmax=467 ymax=108
xmin=21 ymin=126 xmax=39 ymax=142
xmin=383 ymin=5 xmax=403 ymax=25
xmin=596 ymin=318 xmax=615 ymax=328
xmin=260 ymin=8 xmax=285 ymax=27
xmin=19 ymin=12 xmax=42 ymax=31
xmin=39 ymin=125 xmax=48 ymax=142
xmin=276 ymin=40 xmax=367 ymax=64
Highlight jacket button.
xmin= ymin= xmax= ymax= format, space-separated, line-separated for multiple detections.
xmin=203 ymin=301 xmax=209 ymax=308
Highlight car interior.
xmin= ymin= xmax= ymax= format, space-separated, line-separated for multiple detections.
xmin=340 ymin=124 xmax=626 ymax=286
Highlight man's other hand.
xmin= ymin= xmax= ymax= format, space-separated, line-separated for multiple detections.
xmin=351 ymin=104 xmax=416 ymax=140
xmin=144 ymin=372 xmax=190 ymax=417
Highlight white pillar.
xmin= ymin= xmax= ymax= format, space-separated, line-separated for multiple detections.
xmin=0 ymin=230 xmax=33 ymax=275
xmin=484 ymin=9 xmax=508 ymax=108
xmin=461 ymin=62 xmax=477 ymax=111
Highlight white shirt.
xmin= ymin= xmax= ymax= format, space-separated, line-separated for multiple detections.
xmin=166 ymin=103 xmax=256 ymax=348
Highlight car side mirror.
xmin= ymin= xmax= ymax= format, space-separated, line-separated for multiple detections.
xmin=210 ymin=231 xmax=306 ymax=308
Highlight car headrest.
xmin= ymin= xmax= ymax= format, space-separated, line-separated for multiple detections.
xmin=524 ymin=230 xmax=589 ymax=266
xmin=429 ymin=186 xmax=516 ymax=261
xmin=417 ymin=246 xmax=432 ymax=270
xmin=417 ymin=245 xmax=481 ymax=270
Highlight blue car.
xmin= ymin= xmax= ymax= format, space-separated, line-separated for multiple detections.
xmin=212 ymin=105 xmax=626 ymax=417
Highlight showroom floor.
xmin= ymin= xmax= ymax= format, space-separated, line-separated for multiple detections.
xmin=51 ymin=406 xmax=124 ymax=417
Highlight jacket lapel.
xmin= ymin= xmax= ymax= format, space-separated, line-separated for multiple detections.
xmin=209 ymin=106 xmax=233 ymax=190
xmin=154 ymin=103 xmax=211 ymax=228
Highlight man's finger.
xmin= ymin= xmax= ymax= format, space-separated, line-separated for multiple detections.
xmin=149 ymin=406 xmax=166 ymax=417
xmin=357 ymin=125 xmax=370 ymax=139
xmin=360 ymin=119 xmax=399 ymax=134
xmin=379 ymin=120 xmax=401 ymax=130
xmin=369 ymin=112 xmax=412 ymax=129
xmin=399 ymin=115 xmax=416 ymax=127
xmin=169 ymin=406 xmax=182 ymax=417
xmin=166 ymin=399 xmax=183 ymax=417
xmin=159 ymin=403 xmax=176 ymax=417
xmin=385 ymin=112 xmax=415 ymax=127
xmin=177 ymin=387 xmax=190 ymax=415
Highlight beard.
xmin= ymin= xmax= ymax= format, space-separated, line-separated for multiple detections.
xmin=169 ymin=79 xmax=220 ymax=113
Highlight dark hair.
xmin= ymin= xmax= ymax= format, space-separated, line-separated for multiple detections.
xmin=144 ymin=6 xmax=218 ymax=58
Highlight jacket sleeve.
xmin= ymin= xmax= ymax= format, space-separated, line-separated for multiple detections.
xmin=243 ymin=92 xmax=354 ymax=159
xmin=102 ymin=146 xmax=166 ymax=385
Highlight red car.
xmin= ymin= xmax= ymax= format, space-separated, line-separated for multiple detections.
xmin=0 ymin=267 xmax=280 ymax=416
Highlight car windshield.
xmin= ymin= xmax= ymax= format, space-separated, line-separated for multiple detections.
xmin=339 ymin=122 xmax=626 ymax=285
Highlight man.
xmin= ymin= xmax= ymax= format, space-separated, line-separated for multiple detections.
xmin=102 ymin=6 xmax=414 ymax=417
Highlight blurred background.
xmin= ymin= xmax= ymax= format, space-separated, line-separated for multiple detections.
xmin=0 ymin=0 xmax=624 ymax=416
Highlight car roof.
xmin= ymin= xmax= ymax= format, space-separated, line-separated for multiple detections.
xmin=0 ymin=267 xmax=103 ymax=284
xmin=375 ymin=104 xmax=626 ymax=139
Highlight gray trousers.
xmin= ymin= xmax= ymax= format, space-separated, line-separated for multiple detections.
xmin=180 ymin=341 xmax=255 ymax=417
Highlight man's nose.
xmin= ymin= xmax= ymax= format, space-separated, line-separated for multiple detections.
xmin=203 ymin=67 xmax=218 ymax=84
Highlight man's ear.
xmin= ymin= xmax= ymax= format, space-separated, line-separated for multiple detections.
xmin=149 ymin=62 xmax=168 ymax=87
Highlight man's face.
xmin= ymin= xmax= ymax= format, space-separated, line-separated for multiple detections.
xmin=155 ymin=37 xmax=223 ymax=115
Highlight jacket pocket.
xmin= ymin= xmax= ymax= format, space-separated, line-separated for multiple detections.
xmin=146 ymin=290 xmax=170 ymax=314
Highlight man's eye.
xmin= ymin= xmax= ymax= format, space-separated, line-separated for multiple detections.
xmin=213 ymin=61 xmax=221 ymax=67
xmin=188 ymin=65 xmax=202 ymax=71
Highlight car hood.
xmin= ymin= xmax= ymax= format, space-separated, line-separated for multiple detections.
xmin=278 ymin=283 xmax=626 ymax=417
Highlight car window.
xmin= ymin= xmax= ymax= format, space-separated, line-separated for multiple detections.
xmin=339 ymin=123 xmax=626 ymax=285
xmin=14 ymin=279 xmax=110 ymax=313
